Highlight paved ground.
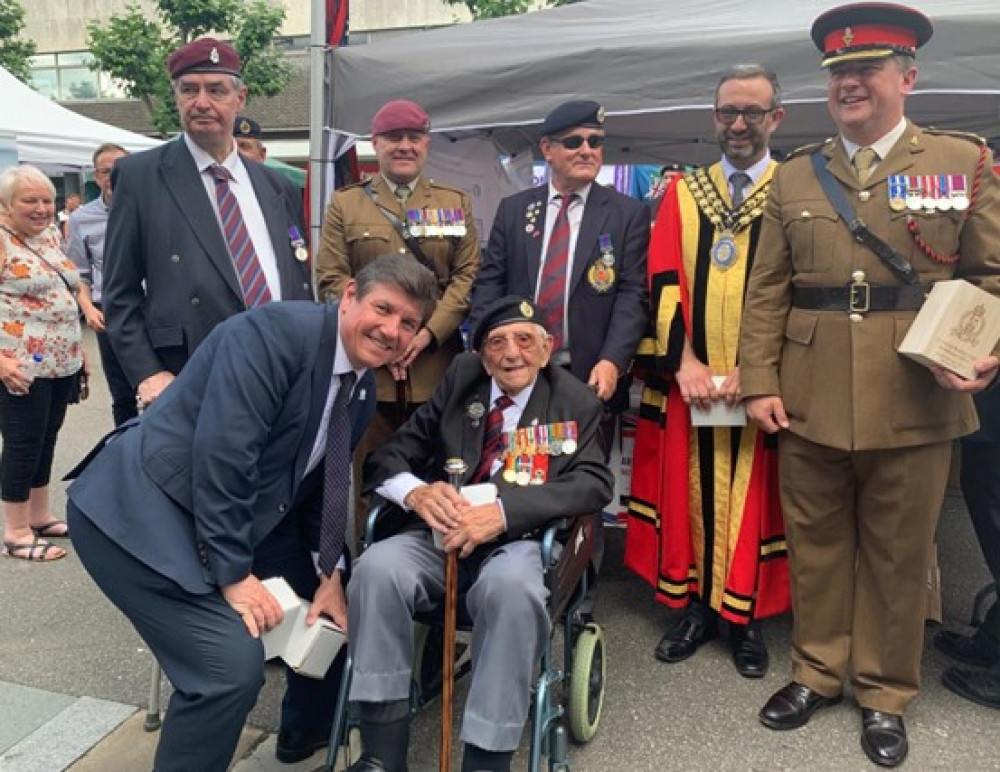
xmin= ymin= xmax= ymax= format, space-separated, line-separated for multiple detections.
xmin=1 ymin=328 xmax=997 ymax=771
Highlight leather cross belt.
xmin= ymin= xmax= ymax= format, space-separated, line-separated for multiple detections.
xmin=792 ymin=283 xmax=930 ymax=313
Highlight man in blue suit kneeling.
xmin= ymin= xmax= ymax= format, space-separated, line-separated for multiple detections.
xmin=67 ymin=255 xmax=438 ymax=770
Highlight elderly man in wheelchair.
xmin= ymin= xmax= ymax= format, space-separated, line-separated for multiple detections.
xmin=344 ymin=296 xmax=613 ymax=772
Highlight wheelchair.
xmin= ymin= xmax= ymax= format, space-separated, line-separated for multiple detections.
xmin=325 ymin=504 xmax=607 ymax=772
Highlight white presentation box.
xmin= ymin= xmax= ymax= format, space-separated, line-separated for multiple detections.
xmin=689 ymin=376 xmax=747 ymax=427
xmin=432 ymin=483 xmax=498 ymax=550
xmin=897 ymin=279 xmax=1000 ymax=380
xmin=260 ymin=577 xmax=345 ymax=679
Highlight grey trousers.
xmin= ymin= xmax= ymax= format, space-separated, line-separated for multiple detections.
xmin=347 ymin=530 xmax=550 ymax=751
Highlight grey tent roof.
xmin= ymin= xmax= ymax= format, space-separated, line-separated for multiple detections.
xmin=330 ymin=0 xmax=1000 ymax=165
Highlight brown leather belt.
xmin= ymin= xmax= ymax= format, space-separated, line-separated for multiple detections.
xmin=792 ymin=283 xmax=929 ymax=314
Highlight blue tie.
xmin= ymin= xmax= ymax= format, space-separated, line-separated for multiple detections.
xmin=319 ymin=372 xmax=357 ymax=576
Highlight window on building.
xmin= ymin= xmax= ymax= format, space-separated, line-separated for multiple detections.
xmin=29 ymin=52 xmax=128 ymax=101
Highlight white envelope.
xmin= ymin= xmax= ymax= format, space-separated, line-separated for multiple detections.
xmin=689 ymin=376 xmax=747 ymax=427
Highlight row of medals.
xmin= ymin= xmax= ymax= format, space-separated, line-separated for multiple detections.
xmin=406 ymin=208 xmax=467 ymax=237
xmin=888 ymin=175 xmax=969 ymax=213
xmin=685 ymin=169 xmax=771 ymax=270
xmin=499 ymin=422 xmax=578 ymax=487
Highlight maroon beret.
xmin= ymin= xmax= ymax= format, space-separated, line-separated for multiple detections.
xmin=371 ymin=100 xmax=431 ymax=136
xmin=167 ymin=37 xmax=242 ymax=79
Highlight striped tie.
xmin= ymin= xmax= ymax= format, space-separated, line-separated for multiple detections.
xmin=211 ymin=164 xmax=272 ymax=308
xmin=536 ymin=193 xmax=576 ymax=350
xmin=472 ymin=395 xmax=513 ymax=483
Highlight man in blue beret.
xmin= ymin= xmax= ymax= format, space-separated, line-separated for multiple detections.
xmin=234 ymin=114 xmax=267 ymax=163
xmin=99 ymin=36 xmax=321 ymax=764
xmin=470 ymin=99 xmax=650 ymax=621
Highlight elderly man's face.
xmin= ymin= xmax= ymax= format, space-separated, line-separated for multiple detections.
xmin=338 ymin=279 xmax=424 ymax=371
xmin=480 ymin=322 xmax=553 ymax=396
xmin=373 ymin=130 xmax=430 ymax=185
xmin=175 ymin=73 xmax=247 ymax=152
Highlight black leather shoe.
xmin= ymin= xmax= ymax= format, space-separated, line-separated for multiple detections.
xmin=731 ymin=623 xmax=769 ymax=679
xmin=347 ymin=755 xmax=390 ymax=771
xmin=942 ymin=666 xmax=1000 ymax=710
xmin=654 ymin=607 xmax=717 ymax=663
xmin=860 ymin=709 xmax=907 ymax=767
xmin=758 ymin=682 xmax=841 ymax=730
xmin=275 ymin=728 xmax=329 ymax=764
xmin=933 ymin=629 xmax=999 ymax=668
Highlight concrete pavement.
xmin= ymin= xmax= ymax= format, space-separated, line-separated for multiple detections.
xmin=1 ymin=328 xmax=997 ymax=770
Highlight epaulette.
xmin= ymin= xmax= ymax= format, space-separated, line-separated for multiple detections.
xmin=337 ymin=180 xmax=369 ymax=191
xmin=923 ymin=128 xmax=987 ymax=147
xmin=426 ymin=179 xmax=468 ymax=195
xmin=784 ymin=137 xmax=835 ymax=161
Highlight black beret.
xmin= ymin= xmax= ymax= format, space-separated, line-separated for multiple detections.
xmin=811 ymin=2 xmax=933 ymax=68
xmin=541 ymin=100 xmax=605 ymax=138
xmin=471 ymin=296 xmax=546 ymax=351
xmin=167 ymin=37 xmax=241 ymax=79
xmin=234 ymin=116 xmax=262 ymax=139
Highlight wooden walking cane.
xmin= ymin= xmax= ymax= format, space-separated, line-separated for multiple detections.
xmin=441 ymin=458 xmax=467 ymax=772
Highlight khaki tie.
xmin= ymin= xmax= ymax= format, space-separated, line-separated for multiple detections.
xmin=394 ymin=183 xmax=411 ymax=205
xmin=853 ymin=147 xmax=879 ymax=185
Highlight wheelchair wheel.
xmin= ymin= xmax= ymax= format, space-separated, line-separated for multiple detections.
xmin=567 ymin=623 xmax=605 ymax=743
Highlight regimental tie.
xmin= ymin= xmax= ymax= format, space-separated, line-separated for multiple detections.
xmin=853 ymin=147 xmax=879 ymax=185
xmin=472 ymin=395 xmax=513 ymax=483
xmin=729 ymin=171 xmax=752 ymax=210
xmin=319 ymin=371 xmax=357 ymax=576
xmin=211 ymin=165 xmax=272 ymax=307
xmin=394 ymin=183 xmax=411 ymax=206
xmin=536 ymin=193 xmax=577 ymax=351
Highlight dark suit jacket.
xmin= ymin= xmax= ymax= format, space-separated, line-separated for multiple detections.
xmin=363 ymin=352 xmax=613 ymax=539
xmin=103 ymin=136 xmax=313 ymax=388
xmin=67 ymin=302 xmax=375 ymax=594
xmin=471 ymin=183 xmax=650 ymax=408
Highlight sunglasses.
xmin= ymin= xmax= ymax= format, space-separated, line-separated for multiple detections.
xmin=550 ymin=133 xmax=606 ymax=150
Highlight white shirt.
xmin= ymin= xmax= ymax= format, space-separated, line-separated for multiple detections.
xmin=184 ymin=134 xmax=283 ymax=301
xmin=841 ymin=117 xmax=908 ymax=172
xmin=721 ymin=152 xmax=773 ymax=201
xmin=536 ymin=182 xmax=593 ymax=354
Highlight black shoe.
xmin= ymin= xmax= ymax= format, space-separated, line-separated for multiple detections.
xmin=347 ymin=755 xmax=390 ymax=771
xmin=275 ymin=728 xmax=329 ymax=764
xmin=654 ymin=607 xmax=717 ymax=663
xmin=730 ymin=623 xmax=769 ymax=679
xmin=933 ymin=629 xmax=1000 ymax=668
xmin=758 ymin=682 xmax=842 ymax=730
xmin=942 ymin=666 xmax=1000 ymax=710
xmin=860 ymin=709 xmax=907 ymax=767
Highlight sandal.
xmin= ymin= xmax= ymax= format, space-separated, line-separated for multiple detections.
xmin=3 ymin=537 xmax=66 ymax=562
xmin=30 ymin=520 xmax=70 ymax=538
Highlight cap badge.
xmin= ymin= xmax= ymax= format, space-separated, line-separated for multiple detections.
xmin=520 ymin=301 xmax=534 ymax=318
xmin=239 ymin=119 xmax=251 ymax=134
xmin=842 ymin=27 xmax=854 ymax=46
xmin=209 ymin=47 xmax=220 ymax=64
xmin=596 ymin=106 xmax=606 ymax=124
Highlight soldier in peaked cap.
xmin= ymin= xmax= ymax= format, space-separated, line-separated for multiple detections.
xmin=739 ymin=3 xmax=1000 ymax=766
xmin=315 ymin=99 xmax=480 ymax=541
xmin=470 ymin=97 xmax=650 ymax=619
xmin=98 ymin=35 xmax=319 ymax=764
xmin=234 ymin=114 xmax=267 ymax=163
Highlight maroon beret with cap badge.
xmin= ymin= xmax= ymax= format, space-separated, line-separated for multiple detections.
xmin=370 ymin=100 xmax=431 ymax=136
xmin=167 ymin=37 xmax=242 ymax=79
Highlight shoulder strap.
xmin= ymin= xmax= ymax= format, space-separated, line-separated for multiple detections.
xmin=809 ymin=152 xmax=920 ymax=286
xmin=363 ymin=181 xmax=436 ymax=273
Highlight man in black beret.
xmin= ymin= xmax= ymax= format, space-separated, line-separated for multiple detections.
xmin=346 ymin=295 xmax=613 ymax=771
xmin=470 ymin=98 xmax=650 ymax=620
xmin=99 ymin=36 xmax=320 ymax=764
xmin=234 ymin=114 xmax=267 ymax=163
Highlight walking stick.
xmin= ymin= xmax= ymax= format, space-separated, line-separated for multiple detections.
xmin=441 ymin=458 xmax=467 ymax=772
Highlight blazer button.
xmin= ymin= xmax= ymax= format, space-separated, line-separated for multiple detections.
xmin=277 ymin=503 xmax=288 ymax=514
xmin=170 ymin=254 xmax=181 ymax=263
xmin=190 ymin=296 xmax=201 ymax=306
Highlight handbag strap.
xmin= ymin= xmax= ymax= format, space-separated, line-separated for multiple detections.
xmin=363 ymin=181 xmax=437 ymax=273
xmin=809 ymin=152 xmax=920 ymax=286
xmin=0 ymin=225 xmax=79 ymax=300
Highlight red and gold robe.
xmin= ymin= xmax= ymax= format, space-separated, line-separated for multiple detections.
xmin=625 ymin=162 xmax=789 ymax=624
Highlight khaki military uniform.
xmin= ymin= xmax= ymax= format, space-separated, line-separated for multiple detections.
xmin=315 ymin=174 xmax=480 ymax=533
xmin=740 ymin=121 xmax=1000 ymax=713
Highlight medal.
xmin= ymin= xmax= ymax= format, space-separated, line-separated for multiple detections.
xmin=587 ymin=261 xmax=615 ymax=293
xmin=502 ymin=452 xmax=517 ymax=483
xmin=905 ymin=176 xmax=922 ymax=211
xmin=951 ymin=174 xmax=969 ymax=211
xmin=288 ymin=225 xmax=308 ymax=262
xmin=562 ymin=422 xmax=578 ymax=455
xmin=888 ymin=175 xmax=907 ymax=212
xmin=530 ymin=454 xmax=548 ymax=485
xmin=920 ymin=175 xmax=936 ymax=212
xmin=936 ymin=175 xmax=952 ymax=211
xmin=597 ymin=233 xmax=615 ymax=267
xmin=515 ymin=455 xmax=532 ymax=486
xmin=466 ymin=400 xmax=485 ymax=428
xmin=710 ymin=232 xmax=739 ymax=269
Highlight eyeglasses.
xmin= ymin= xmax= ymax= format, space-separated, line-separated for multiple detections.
xmin=94 ymin=168 xmax=113 ymax=176
xmin=550 ymin=133 xmax=605 ymax=150
xmin=484 ymin=331 xmax=544 ymax=353
xmin=713 ymin=106 xmax=777 ymax=126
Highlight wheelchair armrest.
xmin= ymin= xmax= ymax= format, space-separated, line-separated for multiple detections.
xmin=363 ymin=495 xmax=411 ymax=552
xmin=544 ymin=513 xmax=597 ymax=623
